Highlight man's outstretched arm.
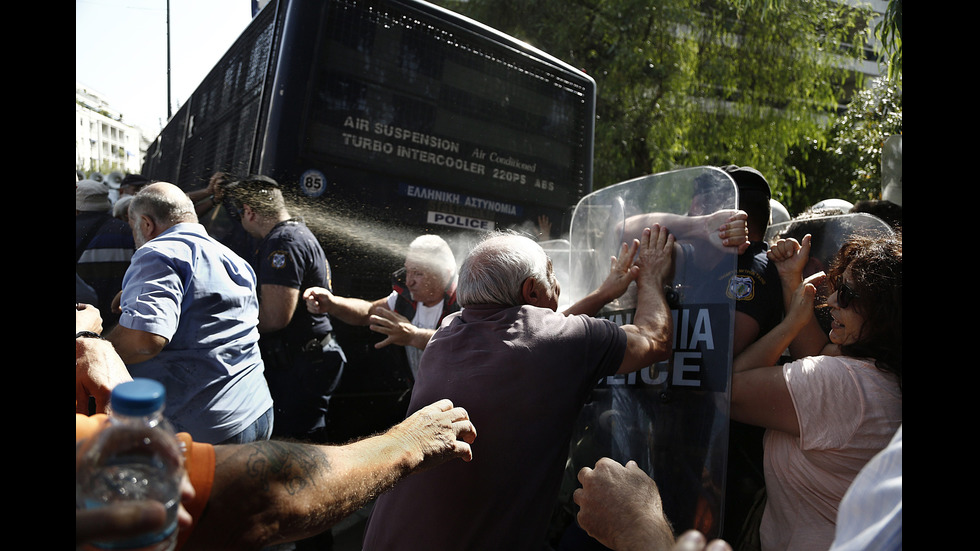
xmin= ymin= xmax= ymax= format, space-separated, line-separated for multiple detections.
xmin=303 ymin=286 xmax=387 ymax=327
xmin=619 ymin=225 xmax=676 ymax=374
xmin=184 ymin=399 xmax=476 ymax=550
xmin=564 ymin=239 xmax=640 ymax=317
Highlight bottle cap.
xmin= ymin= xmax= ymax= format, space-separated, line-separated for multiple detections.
xmin=111 ymin=378 xmax=167 ymax=416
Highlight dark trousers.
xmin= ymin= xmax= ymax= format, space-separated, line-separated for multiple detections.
xmin=261 ymin=334 xmax=346 ymax=444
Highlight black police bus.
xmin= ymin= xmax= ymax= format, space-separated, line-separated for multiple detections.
xmin=142 ymin=0 xmax=596 ymax=439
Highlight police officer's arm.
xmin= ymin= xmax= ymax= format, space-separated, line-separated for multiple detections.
xmin=105 ymin=324 xmax=168 ymax=365
xmin=184 ymin=399 xmax=477 ymax=550
xmin=303 ymin=287 xmax=387 ymax=327
xmin=732 ymin=311 xmax=762 ymax=357
xmin=618 ymin=225 xmax=675 ymax=375
xmin=622 ymin=211 xmax=750 ymax=254
xmin=257 ymin=284 xmax=301 ymax=333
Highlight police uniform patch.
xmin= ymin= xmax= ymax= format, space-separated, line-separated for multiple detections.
xmin=270 ymin=250 xmax=288 ymax=269
xmin=727 ymin=275 xmax=755 ymax=301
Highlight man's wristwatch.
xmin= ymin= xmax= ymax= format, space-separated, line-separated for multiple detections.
xmin=76 ymin=331 xmax=104 ymax=340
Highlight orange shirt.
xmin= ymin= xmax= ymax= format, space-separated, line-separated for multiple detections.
xmin=76 ymin=414 xmax=216 ymax=549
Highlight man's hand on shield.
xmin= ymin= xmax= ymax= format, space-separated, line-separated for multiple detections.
xmin=635 ymin=224 xmax=676 ymax=291
xmin=591 ymin=238 xmax=641 ymax=305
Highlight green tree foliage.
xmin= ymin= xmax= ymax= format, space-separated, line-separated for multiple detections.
xmin=875 ymin=0 xmax=902 ymax=80
xmin=781 ymin=76 xmax=902 ymax=213
xmin=435 ymin=0 xmax=879 ymax=211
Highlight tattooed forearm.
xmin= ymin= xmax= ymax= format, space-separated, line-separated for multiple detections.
xmin=235 ymin=440 xmax=332 ymax=495
xmin=183 ymin=400 xmax=473 ymax=550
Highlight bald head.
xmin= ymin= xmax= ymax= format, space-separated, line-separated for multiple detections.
xmin=129 ymin=182 xmax=198 ymax=246
xmin=131 ymin=183 xmax=197 ymax=225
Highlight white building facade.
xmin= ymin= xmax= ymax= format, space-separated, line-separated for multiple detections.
xmin=76 ymin=83 xmax=149 ymax=176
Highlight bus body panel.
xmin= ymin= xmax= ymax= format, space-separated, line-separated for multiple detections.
xmin=142 ymin=0 xmax=596 ymax=440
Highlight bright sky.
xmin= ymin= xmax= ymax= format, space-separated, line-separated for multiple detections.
xmin=76 ymin=0 xmax=255 ymax=135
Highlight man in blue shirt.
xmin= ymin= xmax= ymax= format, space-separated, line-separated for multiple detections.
xmin=106 ymin=182 xmax=274 ymax=445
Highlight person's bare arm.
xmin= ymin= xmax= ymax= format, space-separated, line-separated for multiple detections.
xmin=105 ymin=324 xmax=168 ymax=365
xmin=76 ymin=337 xmax=133 ymax=414
xmin=767 ymin=235 xmax=830 ymax=358
xmin=188 ymin=172 xmax=228 ymax=217
xmin=76 ymin=303 xmax=104 ymax=334
xmin=730 ymin=365 xmax=799 ymax=436
xmin=731 ymin=311 xmax=761 ymax=358
xmin=623 ymin=210 xmax=749 ymax=254
xmin=257 ymin=284 xmax=300 ymax=333
xmin=368 ymin=308 xmax=435 ymax=350
xmin=732 ymin=275 xmax=817 ymax=374
xmin=184 ymin=399 xmax=476 ymax=550
xmin=76 ymin=303 xmax=132 ymax=413
xmin=564 ymin=240 xmax=640 ymax=317
xmin=729 ymin=273 xmax=820 ymax=437
xmin=618 ymin=225 xmax=675 ymax=374
xmin=573 ymin=458 xmax=676 ymax=551
xmin=573 ymin=456 xmax=734 ymax=551
xmin=303 ymin=287 xmax=386 ymax=327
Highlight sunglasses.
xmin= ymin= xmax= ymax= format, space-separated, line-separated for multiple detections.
xmin=834 ymin=276 xmax=859 ymax=309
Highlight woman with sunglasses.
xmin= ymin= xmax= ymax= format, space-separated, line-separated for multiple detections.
xmin=729 ymin=232 xmax=902 ymax=551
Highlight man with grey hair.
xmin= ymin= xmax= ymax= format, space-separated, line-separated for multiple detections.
xmin=106 ymin=182 xmax=274 ymax=445
xmin=362 ymin=225 xmax=677 ymax=550
xmin=112 ymin=195 xmax=133 ymax=223
xmin=304 ymin=233 xmax=459 ymax=380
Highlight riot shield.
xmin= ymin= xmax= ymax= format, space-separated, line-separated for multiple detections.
xmin=561 ymin=167 xmax=739 ymax=539
xmin=765 ymin=213 xmax=895 ymax=336
xmin=765 ymin=213 xmax=895 ymax=278
xmin=539 ymin=239 xmax=572 ymax=304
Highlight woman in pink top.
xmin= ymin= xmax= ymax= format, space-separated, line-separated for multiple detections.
xmin=730 ymin=232 xmax=902 ymax=551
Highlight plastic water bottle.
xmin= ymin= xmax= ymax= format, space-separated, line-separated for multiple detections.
xmin=76 ymin=378 xmax=185 ymax=550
